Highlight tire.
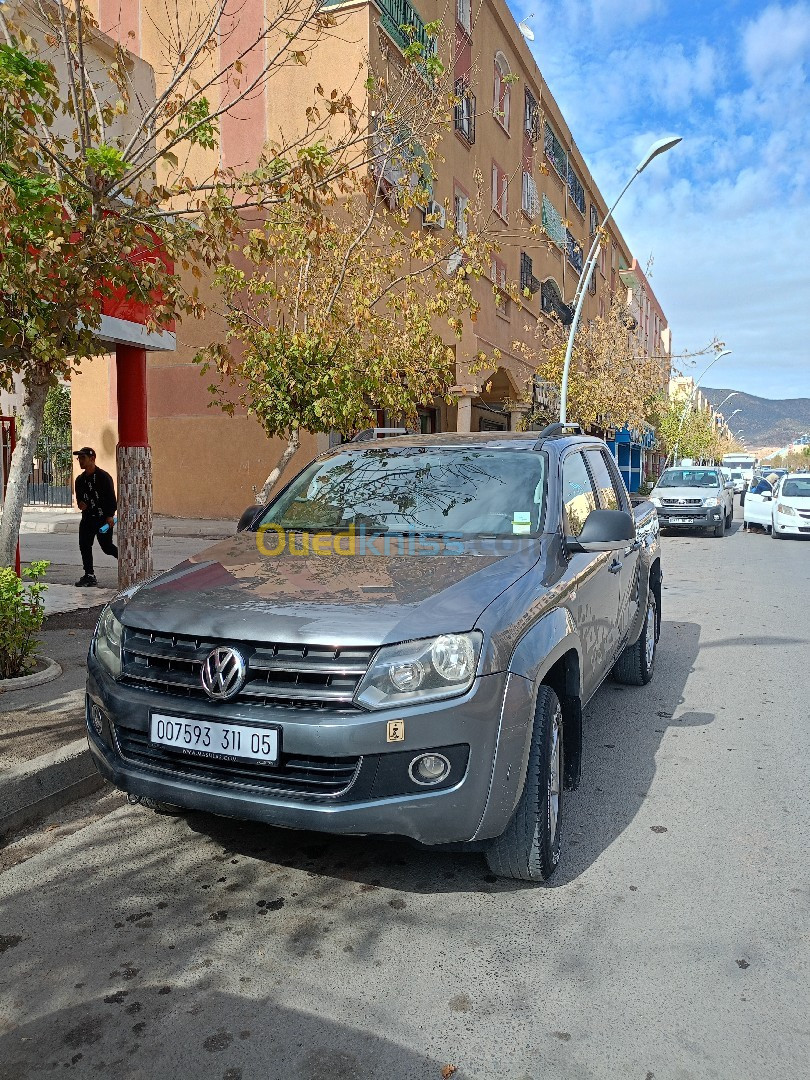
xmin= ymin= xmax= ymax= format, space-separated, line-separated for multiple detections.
xmin=726 ymin=506 xmax=733 ymax=528
xmin=612 ymin=589 xmax=657 ymax=686
xmin=771 ymin=526 xmax=780 ymax=539
xmin=485 ymin=686 xmax=563 ymax=882
xmin=713 ymin=514 xmax=725 ymax=537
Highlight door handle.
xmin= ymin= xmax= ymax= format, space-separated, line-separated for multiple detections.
xmin=608 ymin=559 xmax=623 ymax=574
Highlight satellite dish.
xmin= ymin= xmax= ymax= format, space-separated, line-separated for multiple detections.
xmin=518 ymin=18 xmax=535 ymax=41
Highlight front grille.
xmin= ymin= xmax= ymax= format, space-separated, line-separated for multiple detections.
xmin=120 ymin=628 xmax=374 ymax=710
xmin=115 ymin=725 xmax=361 ymax=798
xmin=661 ymin=498 xmax=702 ymax=506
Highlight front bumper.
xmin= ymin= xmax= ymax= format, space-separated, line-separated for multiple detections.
xmin=86 ymin=652 xmax=524 ymax=845
xmin=655 ymin=506 xmax=723 ymax=529
xmin=773 ymin=514 xmax=810 ymax=536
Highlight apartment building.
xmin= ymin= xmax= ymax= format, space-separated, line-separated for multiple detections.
xmin=76 ymin=0 xmax=661 ymax=518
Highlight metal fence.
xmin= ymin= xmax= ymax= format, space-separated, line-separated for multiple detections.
xmin=26 ymin=438 xmax=73 ymax=507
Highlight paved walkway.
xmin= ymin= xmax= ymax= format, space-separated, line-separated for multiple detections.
xmin=21 ymin=506 xmax=230 ymax=539
xmin=43 ymin=583 xmax=117 ymax=616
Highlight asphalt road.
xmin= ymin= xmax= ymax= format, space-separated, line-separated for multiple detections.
xmin=2 ymin=522 xmax=809 ymax=1080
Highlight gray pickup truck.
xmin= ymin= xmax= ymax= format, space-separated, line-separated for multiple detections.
xmin=86 ymin=426 xmax=662 ymax=881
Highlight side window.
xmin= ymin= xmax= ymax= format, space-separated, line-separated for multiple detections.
xmin=585 ymin=449 xmax=623 ymax=511
xmin=561 ymin=452 xmax=597 ymax=537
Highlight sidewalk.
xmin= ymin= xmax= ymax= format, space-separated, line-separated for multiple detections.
xmin=21 ymin=505 xmax=230 ymax=539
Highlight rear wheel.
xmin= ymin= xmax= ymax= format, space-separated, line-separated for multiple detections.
xmin=485 ymin=686 xmax=563 ymax=882
xmin=613 ymin=589 xmax=657 ymax=686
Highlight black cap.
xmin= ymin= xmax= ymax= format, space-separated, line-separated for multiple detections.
xmin=72 ymin=447 xmax=96 ymax=457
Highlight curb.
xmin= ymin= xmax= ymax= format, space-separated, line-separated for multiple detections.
xmin=21 ymin=520 xmax=229 ymax=540
xmin=0 ymin=737 xmax=104 ymax=838
xmin=0 ymin=657 xmax=62 ymax=694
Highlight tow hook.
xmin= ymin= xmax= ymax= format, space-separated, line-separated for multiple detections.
xmin=127 ymin=793 xmax=183 ymax=814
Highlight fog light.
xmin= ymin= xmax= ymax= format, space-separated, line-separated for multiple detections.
xmin=409 ymin=753 xmax=451 ymax=786
xmin=90 ymin=704 xmax=105 ymax=737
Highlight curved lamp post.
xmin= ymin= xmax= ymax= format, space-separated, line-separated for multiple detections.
xmin=671 ymin=348 xmax=731 ymax=465
xmin=717 ymin=391 xmax=739 ymax=410
xmin=559 ymin=135 xmax=682 ymax=424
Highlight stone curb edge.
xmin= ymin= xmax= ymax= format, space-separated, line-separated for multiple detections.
xmin=0 ymin=738 xmax=104 ymax=839
xmin=0 ymin=657 xmax=62 ymax=694
xmin=21 ymin=521 xmax=229 ymax=539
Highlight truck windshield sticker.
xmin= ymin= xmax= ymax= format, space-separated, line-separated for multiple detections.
xmin=513 ymin=511 xmax=531 ymax=534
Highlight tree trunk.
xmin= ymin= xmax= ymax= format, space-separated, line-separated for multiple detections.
xmin=117 ymin=444 xmax=153 ymax=589
xmin=0 ymin=375 xmax=50 ymax=569
xmin=255 ymin=429 xmax=300 ymax=504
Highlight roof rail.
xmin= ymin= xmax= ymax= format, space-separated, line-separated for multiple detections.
xmin=537 ymin=422 xmax=583 ymax=438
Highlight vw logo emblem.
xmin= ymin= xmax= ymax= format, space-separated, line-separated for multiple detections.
xmin=201 ymin=646 xmax=246 ymax=701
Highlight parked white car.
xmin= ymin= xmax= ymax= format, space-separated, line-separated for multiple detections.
xmin=729 ymin=470 xmax=746 ymax=494
xmin=772 ymin=473 xmax=810 ymax=539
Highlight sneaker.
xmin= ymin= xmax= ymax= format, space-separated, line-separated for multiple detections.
xmin=75 ymin=574 xmax=98 ymax=587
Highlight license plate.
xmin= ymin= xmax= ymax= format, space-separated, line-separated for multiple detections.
xmin=669 ymin=517 xmax=694 ymax=524
xmin=150 ymin=713 xmax=279 ymax=764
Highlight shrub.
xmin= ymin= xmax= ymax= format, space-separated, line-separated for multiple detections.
xmin=0 ymin=561 xmax=50 ymax=680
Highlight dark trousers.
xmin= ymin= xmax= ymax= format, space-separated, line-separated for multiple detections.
xmin=79 ymin=517 xmax=118 ymax=574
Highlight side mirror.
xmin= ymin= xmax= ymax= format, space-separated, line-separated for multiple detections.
xmin=762 ymin=494 xmax=773 ymax=502
xmin=566 ymin=509 xmax=636 ymax=553
xmin=237 ymin=505 xmax=262 ymax=532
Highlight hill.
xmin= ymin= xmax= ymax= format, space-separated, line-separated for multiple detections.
xmin=701 ymin=387 xmax=810 ymax=448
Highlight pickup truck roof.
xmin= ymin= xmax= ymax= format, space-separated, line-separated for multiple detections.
xmin=338 ymin=431 xmax=609 ymax=453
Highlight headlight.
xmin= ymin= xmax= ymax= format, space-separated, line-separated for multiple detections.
xmin=355 ymin=632 xmax=482 ymax=710
xmin=94 ymin=605 xmax=124 ymax=679
xmin=776 ymin=503 xmax=796 ymax=516
xmin=702 ymin=497 xmax=720 ymax=507
xmin=650 ymin=496 xmax=661 ymax=507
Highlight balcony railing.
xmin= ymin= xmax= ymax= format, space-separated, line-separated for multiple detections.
xmin=566 ymin=229 xmax=583 ymax=274
xmin=377 ymin=0 xmax=436 ymax=58
xmin=541 ymin=194 xmax=565 ymax=248
xmin=567 ymin=167 xmax=585 ymax=215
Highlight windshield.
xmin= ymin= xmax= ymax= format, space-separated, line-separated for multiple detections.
xmin=256 ymin=446 xmax=547 ymax=538
xmin=782 ymin=478 xmax=810 ymax=498
xmin=657 ymin=469 xmax=720 ymax=489
xmin=731 ymin=472 xmax=742 ymax=480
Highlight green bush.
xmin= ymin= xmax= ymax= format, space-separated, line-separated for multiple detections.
xmin=0 ymin=561 xmax=50 ymax=680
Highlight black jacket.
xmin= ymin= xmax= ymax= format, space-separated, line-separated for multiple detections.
xmin=75 ymin=467 xmax=117 ymax=521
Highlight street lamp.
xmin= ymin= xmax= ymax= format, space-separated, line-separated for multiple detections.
xmin=717 ymin=391 xmax=739 ymax=410
xmin=559 ymin=135 xmax=683 ymax=423
xmin=725 ymin=408 xmax=742 ymax=424
xmin=670 ymin=348 xmax=732 ymax=465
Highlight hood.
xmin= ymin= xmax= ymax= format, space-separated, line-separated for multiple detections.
xmin=118 ymin=531 xmax=542 ymax=646
xmin=653 ymin=485 xmax=717 ymax=500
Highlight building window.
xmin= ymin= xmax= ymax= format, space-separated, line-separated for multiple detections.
xmin=493 ymin=52 xmax=511 ymax=131
xmin=521 ymin=171 xmax=540 ymax=218
xmin=541 ymin=277 xmax=572 ymax=324
xmin=541 ymin=193 xmax=565 ymax=248
xmin=453 ymin=79 xmax=475 ymax=144
xmin=590 ymin=203 xmax=599 ymax=237
xmin=520 ymin=252 xmax=539 ymax=296
xmin=454 ymin=187 xmax=469 ymax=239
xmin=456 ymin=0 xmax=471 ymax=34
xmin=587 ymin=266 xmax=597 ymax=295
xmin=544 ymin=121 xmax=567 ymax=179
xmin=492 ymin=161 xmax=508 ymax=220
xmin=524 ymin=87 xmax=539 ymax=141
xmin=491 ymin=256 xmax=510 ymax=317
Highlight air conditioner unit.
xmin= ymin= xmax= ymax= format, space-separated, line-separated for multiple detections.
xmin=423 ymin=200 xmax=446 ymax=228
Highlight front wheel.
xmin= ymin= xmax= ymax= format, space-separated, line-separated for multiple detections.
xmin=613 ymin=589 xmax=657 ymax=686
xmin=714 ymin=515 xmax=725 ymax=537
xmin=771 ymin=526 xmax=780 ymax=539
xmin=485 ymin=686 xmax=563 ymax=882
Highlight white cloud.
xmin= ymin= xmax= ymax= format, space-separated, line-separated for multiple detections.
xmin=742 ymin=2 xmax=810 ymax=82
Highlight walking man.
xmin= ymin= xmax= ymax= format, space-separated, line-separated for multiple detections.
xmin=73 ymin=447 xmax=117 ymax=587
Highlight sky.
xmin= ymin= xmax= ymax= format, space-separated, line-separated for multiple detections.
xmin=509 ymin=0 xmax=810 ymax=401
